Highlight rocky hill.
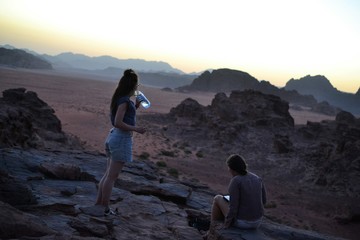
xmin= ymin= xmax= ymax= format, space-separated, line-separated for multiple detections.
xmin=185 ymin=69 xmax=259 ymax=92
xmin=178 ymin=69 xmax=343 ymax=116
xmin=285 ymin=75 xmax=337 ymax=96
xmin=164 ymin=90 xmax=360 ymax=198
xmin=0 ymin=47 xmax=52 ymax=69
xmin=285 ymin=75 xmax=360 ymax=114
xmin=0 ymin=88 xmax=350 ymax=240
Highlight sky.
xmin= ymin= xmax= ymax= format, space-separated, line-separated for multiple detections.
xmin=1 ymin=0 xmax=360 ymax=93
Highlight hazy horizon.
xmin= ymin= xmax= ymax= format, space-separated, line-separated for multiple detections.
xmin=1 ymin=0 xmax=360 ymax=93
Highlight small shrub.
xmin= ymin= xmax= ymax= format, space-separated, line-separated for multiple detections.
xmin=156 ymin=161 xmax=167 ymax=167
xmin=196 ymin=151 xmax=204 ymax=158
xmin=167 ymin=168 xmax=179 ymax=178
xmin=184 ymin=149 xmax=192 ymax=154
xmin=160 ymin=150 xmax=175 ymax=157
xmin=265 ymin=201 xmax=277 ymax=208
xmin=139 ymin=152 xmax=150 ymax=160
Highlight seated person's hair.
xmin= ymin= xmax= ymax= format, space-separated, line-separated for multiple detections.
xmin=226 ymin=154 xmax=247 ymax=175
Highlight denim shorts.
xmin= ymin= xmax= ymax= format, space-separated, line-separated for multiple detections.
xmin=234 ymin=217 xmax=262 ymax=229
xmin=105 ymin=128 xmax=133 ymax=163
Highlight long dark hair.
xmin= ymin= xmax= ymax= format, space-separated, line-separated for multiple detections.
xmin=226 ymin=154 xmax=248 ymax=175
xmin=110 ymin=69 xmax=138 ymax=116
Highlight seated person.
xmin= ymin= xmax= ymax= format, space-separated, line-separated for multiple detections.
xmin=204 ymin=154 xmax=267 ymax=238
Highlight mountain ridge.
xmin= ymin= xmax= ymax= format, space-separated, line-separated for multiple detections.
xmin=285 ymin=75 xmax=359 ymax=114
xmin=178 ymin=69 xmax=360 ymax=115
xmin=0 ymin=47 xmax=52 ymax=69
xmin=1 ymin=44 xmax=184 ymax=74
xmin=46 ymin=52 xmax=184 ymax=73
xmin=1 ymin=44 xmax=358 ymax=114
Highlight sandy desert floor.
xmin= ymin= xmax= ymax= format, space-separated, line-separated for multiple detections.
xmin=0 ymin=67 xmax=358 ymax=239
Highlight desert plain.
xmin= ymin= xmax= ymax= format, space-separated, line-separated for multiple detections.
xmin=0 ymin=67 xmax=358 ymax=239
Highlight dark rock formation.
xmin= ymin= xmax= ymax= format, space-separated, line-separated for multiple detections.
xmin=164 ymin=91 xmax=359 ymax=199
xmin=0 ymin=88 xmax=82 ymax=149
xmin=311 ymin=101 xmax=342 ymax=116
xmin=285 ymin=75 xmax=359 ymax=114
xmin=0 ymin=148 xmax=345 ymax=240
xmin=0 ymin=201 xmax=56 ymax=239
xmin=0 ymin=88 xmax=354 ymax=239
xmin=186 ymin=68 xmax=259 ymax=92
xmin=170 ymin=90 xmax=294 ymax=129
xmin=177 ymin=68 xmax=345 ymax=115
xmin=273 ymin=134 xmax=293 ymax=153
xmin=336 ymin=110 xmax=356 ymax=124
xmin=297 ymin=111 xmax=360 ymax=196
xmin=285 ymin=75 xmax=337 ymax=97
xmin=206 ymin=220 xmax=346 ymax=240
xmin=0 ymin=47 xmax=52 ymax=69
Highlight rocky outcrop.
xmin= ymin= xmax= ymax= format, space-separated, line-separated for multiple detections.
xmin=164 ymin=92 xmax=359 ymax=199
xmin=0 ymin=47 xmax=52 ymax=69
xmin=0 ymin=88 xmax=351 ymax=239
xmin=206 ymin=220 xmax=346 ymax=240
xmin=0 ymin=201 xmax=56 ymax=239
xmin=297 ymin=111 xmax=360 ymax=197
xmin=170 ymin=90 xmax=294 ymax=129
xmin=0 ymin=148 xmax=346 ymax=240
xmin=0 ymin=148 xmax=207 ymax=239
xmin=0 ymin=88 xmax=82 ymax=149
xmin=311 ymin=101 xmax=342 ymax=116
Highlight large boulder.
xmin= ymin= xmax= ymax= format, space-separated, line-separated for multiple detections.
xmin=0 ymin=88 xmax=81 ymax=149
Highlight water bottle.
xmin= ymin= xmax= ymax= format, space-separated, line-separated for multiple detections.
xmin=135 ymin=90 xmax=151 ymax=109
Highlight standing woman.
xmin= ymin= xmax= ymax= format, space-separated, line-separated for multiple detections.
xmin=96 ymin=69 xmax=146 ymax=215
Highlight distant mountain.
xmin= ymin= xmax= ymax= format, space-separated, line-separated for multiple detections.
xmin=285 ymin=75 xmax=360 ymax=114
xmin=186 ymin=68 xmax=259 ymax=92
xmin=91 ymin=67 xmax=195 ymax=88
xmin=178 ymin=69 xmax=316 ymax=103
xmin=0 ymin=47 xmax=52 ymax=69
xmin=1 ymin=44 xmax=184 ymax=74
xmin=41 ymin=52 xmax=184 ymax=74
xmin=285 ymin=75 xmax=338 ymax=100
xmin=0 ymin=45 xmax=193 ymax=88
xmin=178 ymin=68 xmax=346 ymax=115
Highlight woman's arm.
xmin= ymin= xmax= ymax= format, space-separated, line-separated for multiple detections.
xmin=224 ymin=178 xmax=240 ymax=228
xmin=113 ymin=103 xmax=145 ymax=134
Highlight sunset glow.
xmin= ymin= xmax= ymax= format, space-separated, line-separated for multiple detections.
xmin=1 ymin=0 xmax=360 ymax=93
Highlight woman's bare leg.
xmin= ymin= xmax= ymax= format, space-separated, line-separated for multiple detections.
xmin=203 ymin=195 xmax=230 ymax=239
xmin=95 ymin=158 xmax=111 ymax=205
xmin=100 ymin=160 xmax=124 ymax=208
xmin=211 ymin=195 xmax=229 ymax=221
